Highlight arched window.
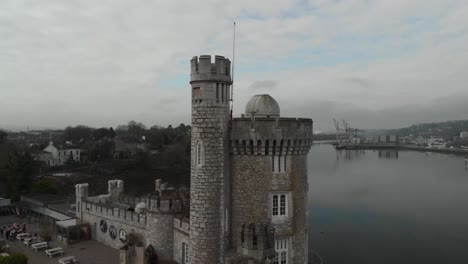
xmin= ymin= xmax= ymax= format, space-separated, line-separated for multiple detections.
xmin=196 ymin=141 xmax=203 ymax=166
xmin=249 ymin=140 xmax=254 ymax=155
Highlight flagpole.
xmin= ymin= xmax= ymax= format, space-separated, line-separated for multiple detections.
xmin=231 ymin=21 xmax=236 ymax=121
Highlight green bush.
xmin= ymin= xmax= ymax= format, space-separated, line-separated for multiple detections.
xmin=0 ymin=253 xmax=28 ymax=264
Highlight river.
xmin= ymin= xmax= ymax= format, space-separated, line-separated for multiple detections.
xmin=308 ymin=143 xmax=468 ymax=264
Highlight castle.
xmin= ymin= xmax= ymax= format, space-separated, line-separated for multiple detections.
xmin=75 ymin=55 xmax=313 ymax=264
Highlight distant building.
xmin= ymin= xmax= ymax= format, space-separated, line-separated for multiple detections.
xmin=378 ymin=135 xmax=398 ymax=144
xmin=415 ymin=136 xmax=427 ymax=145
xmin=34 ymin=142 xmax=83 ymax=166
xmin=460 ymin=131 xmax=468 ymax=139
xmin=427 ymin=137 xmax=446 ymax=149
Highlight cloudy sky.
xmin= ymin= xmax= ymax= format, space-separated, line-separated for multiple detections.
xmin=1 ymin=0 xmax=467 ymax=132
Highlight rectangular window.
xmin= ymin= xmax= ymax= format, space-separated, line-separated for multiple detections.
xmin=278 ymin=156 xmax=281 ymax=172
xmin=274 ymin=238 xmax=289 ymax=264
xmin=272 ymin=156 xmax=275 ymax=172
xmin=284 ymin=156 xmax=287 ymax=171
xmin=280 ymin=195 xmax=286 ymax=215
xmin=272 ymin=195 xmax=278 ymax=216
xmin=221 ymin=84 xmax=224 ymax=103
xmin=216 ymin=83 xmax=219 ymax=103
xmin=182 ymin=242 xmax=189 ymax=264
xmin=272 ymin=155 xmax=287 ymax=173
xmin=193 ymin=87 xmax=201 ymax=97
xmin=272 ymin=193 xmax=288 ymax=218
xmin=225 ymin=85 xmax=228 ymax=102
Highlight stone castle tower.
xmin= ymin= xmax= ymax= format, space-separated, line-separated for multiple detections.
xmin=189 ymin=55 xmax=232 ymax=263
xmin=189 ymin=55 xmax=313 ymax=264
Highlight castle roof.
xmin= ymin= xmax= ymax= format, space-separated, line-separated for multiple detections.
xmin=245 ymin=94 xmax=280 ymax=118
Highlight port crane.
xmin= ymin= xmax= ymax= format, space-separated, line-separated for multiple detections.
xmin=333 ymin=118 xmax=364 ymax=144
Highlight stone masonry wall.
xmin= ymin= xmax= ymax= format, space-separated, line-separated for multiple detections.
xmin=231 ymin=155 xmax=271 ymax=248
xmin=145 ymin=213 xmax=175 ymax=261
xmin=173 ymin=218 xmax=190 ymax=264
xmin=81 ymin=205 xmax=146 ymax=250
xmin=231 ymin=153 xmax=309 ymax=264
xmin=290 ymin=155 xmax=308 ymax=264
xmin=190 ymin=104 xmax=229 ymax=264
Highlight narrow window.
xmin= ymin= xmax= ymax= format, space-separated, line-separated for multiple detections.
xmin=265 ymin=140 xmax=269 ymax=155
xmin=225 ymin=85 xmax=228 ymax=103
xmin=249 ymin=140 xmax=254 ymax=155
xmin=278 ymin=156 xmax=281 ymax=172
xmin=226 ymin=86 xmax=230 ymax=102
xmin=182 ymin=242 xmax=189 ymax=264
xmin=272 ymin=195 xmax=278 ymax=216
xmin=216 ymin=83 xmax=219 ymax=103
xmin=196 ymin=142 xmax=202 ymax=166
xmin=221 ymin=84 xmax=224 ymax=103
xmin=280 ymin=195 xmax=286 ymax=215
xmin=284 ymin=156 xmax=287 ymax=171
xmin=272 ymin=156 xmax=275 ymax=172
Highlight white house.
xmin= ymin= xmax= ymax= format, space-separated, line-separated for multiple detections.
xmin=40 ymin=142 xmax=82 ymax=166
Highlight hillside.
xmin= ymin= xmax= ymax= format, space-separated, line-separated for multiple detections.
xmin=386 ymin=120 xmax=468 ymax=139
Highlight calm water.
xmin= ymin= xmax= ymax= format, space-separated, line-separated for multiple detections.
xmin=308 ymin=143 xmax=468 ymax=264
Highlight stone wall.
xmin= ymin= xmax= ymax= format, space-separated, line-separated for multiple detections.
xmin=145 ymin=212 xmax=175 ymax=261
xmin=231 ymin=154 xmax=309 ymax=264
xmin=81 ymin=201 xmax=147 ymax=250
xmin=173 ymin=218 xmax=190 ymax=264
xmin=230 ymin=155 xmax=271 ymax=248
xmin=290 ymin=155 xmax=308 ymax=264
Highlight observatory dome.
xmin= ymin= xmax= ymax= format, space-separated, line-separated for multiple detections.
xmin=245 ymin=94 xmax=280 ymax=118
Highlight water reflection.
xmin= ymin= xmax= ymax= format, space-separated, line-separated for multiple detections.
xmin=308 ymin=143 xmax=468 ymax=264
xmin=378 ymin=150 xmax=399 ymax=159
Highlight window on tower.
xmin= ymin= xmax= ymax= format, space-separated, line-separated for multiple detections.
xmin=273 ymin=238 xmax=289 ymax=264
xmin=193 ymin=87 xmax=201 ymax=97
xmin=196 ymin=141 xmax=203 ymax=166
xmin=271 ymin=193 xmax=289 ymax=220
xmin=272 ymin=155 xmax=287 ymax=173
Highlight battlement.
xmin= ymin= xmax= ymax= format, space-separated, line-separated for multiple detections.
xmin=118 ymin=193 xmax=188 ymax=214
xmin=231 ymin=117 xmax=313 ymax=155
xmin=190 ymin=55 xmax=232 ymax=83
xmin=82 ymin=200 xmax=147 ymax=228
xmin=75 ymin=183 xmax=89 ymax=199
xmin=174 ymin=216 xmax=190 ymax=234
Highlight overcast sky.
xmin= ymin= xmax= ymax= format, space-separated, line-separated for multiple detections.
xmin=1 ymin=0 xmax=467 ymax=132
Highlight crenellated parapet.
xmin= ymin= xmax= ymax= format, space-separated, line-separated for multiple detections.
xmin=190 ymin=55 xmax=232 ymax=83
xmin=231 ymin=117 xmax=313 ymax=155
xmin=118 ymin=194 xmax=187 ymax=215
xmin=81 ymin=200 xmax=147 ymax=228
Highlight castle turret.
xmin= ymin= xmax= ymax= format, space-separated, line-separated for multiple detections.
xmin=189 ymin=55 xmax=232 ymax=263
xmin=75 ymin=183 xmax=89 ymax=218
xmin=108 ymin=179 xmax=124 ymax=201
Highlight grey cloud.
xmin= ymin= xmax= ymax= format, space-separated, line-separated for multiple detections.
xmin=248 ymin=80 xmax=279 ymax=91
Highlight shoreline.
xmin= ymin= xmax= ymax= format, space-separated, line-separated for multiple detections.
xmin=314 ymin=141 xmax=468 ymax=155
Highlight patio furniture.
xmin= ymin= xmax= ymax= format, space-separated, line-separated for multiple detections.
xmin=45 ymin=247 xmax=64 ymax=258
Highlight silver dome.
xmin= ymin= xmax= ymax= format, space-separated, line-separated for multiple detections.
xmin=245 ymin=94 xmax=280 ymax=118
